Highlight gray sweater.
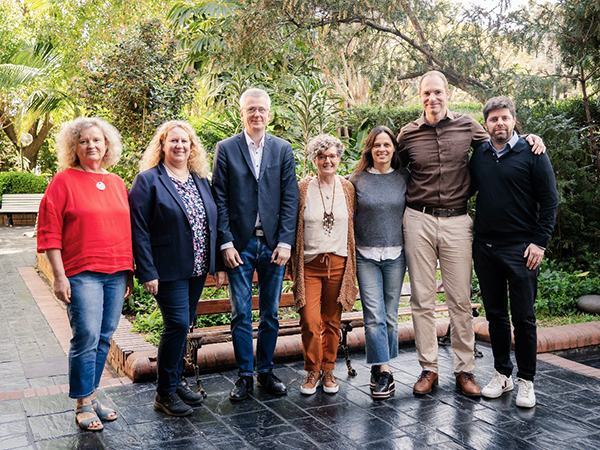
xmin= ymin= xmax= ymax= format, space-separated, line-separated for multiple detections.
xmin=349 ymin=169 xmax=409 ymax=247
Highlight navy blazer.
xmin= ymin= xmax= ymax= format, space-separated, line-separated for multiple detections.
xmin=212 ymin=132 xmax=299 ymax=252
xmin=129 ymin=161 xmax=222 ymax=284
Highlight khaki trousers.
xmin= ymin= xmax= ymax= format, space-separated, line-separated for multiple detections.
xmin=403 ymin=209 xmax=475 ymax=374
xmin=299 ymin=254 xmax=345 ymax=371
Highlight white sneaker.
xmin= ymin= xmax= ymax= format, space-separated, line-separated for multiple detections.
xmin=481 ymin=371 xmax=514 ymax=399
xmin=515 ymin=378 xmax=536 ymax=408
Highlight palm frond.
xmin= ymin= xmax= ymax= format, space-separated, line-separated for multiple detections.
xmin=0 ymin=64 xmax=44 ymax=90
xmin=26 ymin=88 xmax=79 ymax=115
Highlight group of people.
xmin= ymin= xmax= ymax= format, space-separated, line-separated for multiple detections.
xmin=36 ymin=70 xmax=558 ymax=431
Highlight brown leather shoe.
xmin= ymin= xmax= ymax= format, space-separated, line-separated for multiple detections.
xmin=455 ymin=372 xmax=482 ymax=397
xmin=413 ymin=370 xmax=439 ymax=395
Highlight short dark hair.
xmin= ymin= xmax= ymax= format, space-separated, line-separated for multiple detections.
xmin=483 ymin=96 xmax=516 ymax=122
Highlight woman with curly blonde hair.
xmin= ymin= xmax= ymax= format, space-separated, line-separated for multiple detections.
xmin=37 ymin=117 xmax=134 ymax=431
xmin=129 ymin=120 xmax=225 ymax=416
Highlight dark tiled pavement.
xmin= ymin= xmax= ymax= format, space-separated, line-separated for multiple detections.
xmin=2 ymin=226 xmax=600 ymax=449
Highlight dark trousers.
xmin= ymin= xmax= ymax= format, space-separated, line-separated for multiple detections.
xmin=155 ymin=276 xmax=207 ymax=394
xmin=473 ymin=240 xmax=538 ymax=381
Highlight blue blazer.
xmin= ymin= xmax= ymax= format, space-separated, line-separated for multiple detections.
xmin=212 ymin=132 xmax=299 ymax=252
xmin=129 ymin=161 xmax=223 ymax=284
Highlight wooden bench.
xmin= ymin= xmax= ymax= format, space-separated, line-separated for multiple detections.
xmin=185 ymin=273 xmax=480 ymax=391
xmin=0 ymin=193 xmax=44 ymax=226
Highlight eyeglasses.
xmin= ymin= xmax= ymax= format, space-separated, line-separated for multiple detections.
xmin=244 ymin=107 xmax=269 ymax=115
xmin=317 ymin=154 xmax=339 ymax=161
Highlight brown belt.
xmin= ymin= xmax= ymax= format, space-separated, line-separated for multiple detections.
xmin=406 ymin=203 xmax=467 ymax=218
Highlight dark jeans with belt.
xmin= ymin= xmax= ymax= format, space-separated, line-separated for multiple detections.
xmin=473 ymin=240 xmax=538 ymax=381
xmin=155 ymin=275 xmax=207 ymax=394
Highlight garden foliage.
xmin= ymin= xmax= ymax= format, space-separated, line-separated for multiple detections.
xmin=0 ymin=171 xmax=47 ymax=203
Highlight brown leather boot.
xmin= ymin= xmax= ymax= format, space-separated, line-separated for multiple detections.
xmin=413 ymin=370 xmax=439 ymax=395
xmin=455 ymin=372 xmax=482 ymax=397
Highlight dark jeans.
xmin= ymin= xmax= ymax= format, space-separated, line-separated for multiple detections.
xmin=228 ymin=236 xmax=285 ymax=376
xmin=473 ymin=240 xmax=538 ymax=381
xmin=155 ymin=276 xmax=207 ymax=394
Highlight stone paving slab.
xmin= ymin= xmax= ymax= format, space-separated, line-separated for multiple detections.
xmin=6 ymin=345 xmax=599 ymax=450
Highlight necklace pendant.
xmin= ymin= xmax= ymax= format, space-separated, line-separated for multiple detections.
xmin=96 ymin=181 xmax=106 ymax=191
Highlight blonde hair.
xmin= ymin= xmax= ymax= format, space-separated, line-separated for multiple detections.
xmin=419 ymin=70 xmax=449 ymax=92
xmin=139 ymin=120 xmax=209 ymax=177
xmin=55 ymin=117 xmax=122 ymax=169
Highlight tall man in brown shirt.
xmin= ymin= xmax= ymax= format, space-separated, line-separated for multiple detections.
xmin=398 ymin=71 xmax=544 ymax=397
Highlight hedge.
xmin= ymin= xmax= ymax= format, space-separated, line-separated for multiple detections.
xmin=0 ymin=172 xmax=48 ymax=204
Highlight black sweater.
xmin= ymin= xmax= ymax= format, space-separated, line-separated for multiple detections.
xmin=470 ymin=137 xmax=559 ymax=248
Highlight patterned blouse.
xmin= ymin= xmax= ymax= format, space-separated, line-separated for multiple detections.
xmin=170 ymin=176 xmax=208 ymax=277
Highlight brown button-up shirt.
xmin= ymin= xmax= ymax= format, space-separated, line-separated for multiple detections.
xmin=397 ymin=110 xmax=489 ymax=209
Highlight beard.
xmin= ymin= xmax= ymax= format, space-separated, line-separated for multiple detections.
xmin=491 ymin=128 xmax=513 ymax=145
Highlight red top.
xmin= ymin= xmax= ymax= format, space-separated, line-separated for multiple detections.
xmin=37 ymin=168 xmax=134 ymax=277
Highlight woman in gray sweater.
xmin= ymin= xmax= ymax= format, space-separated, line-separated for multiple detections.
xmin=349 ymin=126 xmax=409 ymax=400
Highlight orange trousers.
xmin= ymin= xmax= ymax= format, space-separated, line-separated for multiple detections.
xmin=299 ymin=253 xmax=345 ymax=371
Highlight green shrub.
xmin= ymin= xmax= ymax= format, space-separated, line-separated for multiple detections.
xmin=0 ymin=171 xmax=48 ymax=194
xmin=520 ymin=99 xmax=600 ymax=267
xmin=0 ymin=172 xmax=48 ymax=204
xmin=536 ymin=258 xmax=600 ymax=316
xmin=123 ymin=277 xmax=156 ymax=315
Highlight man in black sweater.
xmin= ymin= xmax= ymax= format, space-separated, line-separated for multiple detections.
xmin=470 ymin=96 xmax=559 ymax=409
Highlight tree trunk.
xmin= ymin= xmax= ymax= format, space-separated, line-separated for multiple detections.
xmin=2 ymin=114 xmax=53 ymax=170
xmin=579 ymin=66 xmax=600 ymax=173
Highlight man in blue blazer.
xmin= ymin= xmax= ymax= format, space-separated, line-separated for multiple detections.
xmin=212 ymin=88 xmax=299 ymax=401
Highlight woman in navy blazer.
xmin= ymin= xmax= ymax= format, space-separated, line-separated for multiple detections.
xmin=129 ymin=120 xmax=225 ymax=417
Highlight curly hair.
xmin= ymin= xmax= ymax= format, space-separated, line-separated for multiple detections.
xmin=306 ymin=134 xmax=345 ymax=162
xmin=55 ymin=117 xmax=122 ymax=169
xmin=139 ymin=120 xmax=209 ymax=177
xmin=352 ymin=126 xmax=403 ymax=175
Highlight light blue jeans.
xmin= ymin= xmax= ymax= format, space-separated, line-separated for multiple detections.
xmin=228 ymin=236 xmax=285 ymax=376
xmin=356 ymin=252 xmax=407 ymax=365
xmin=66 ymin=271 xmax=127 ymax=399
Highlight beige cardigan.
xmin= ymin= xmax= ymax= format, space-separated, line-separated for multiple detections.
xmin=290 ymin=176 xmax=358 ymax=313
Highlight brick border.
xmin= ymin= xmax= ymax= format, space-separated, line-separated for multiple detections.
xmin=538 ymin=353 xmax=600 ymax=379
xmin=474 ymin=316 xmax=600 ymax=353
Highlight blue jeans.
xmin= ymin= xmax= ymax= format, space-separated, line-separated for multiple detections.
xmin=228 ymin=236 xmax=285 ymax=376
xmin=155 ymin=276 xmax=207 ymax=394
xmin=66 ymin=271 xmax=128 ymax=399
xmin=356 ymin=252 xmax=407 ymax=365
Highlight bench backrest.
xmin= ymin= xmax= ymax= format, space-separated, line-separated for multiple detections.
xmin=0 ymin=193 xmax=45 ymax=213
xmin=197 ymin=272 xmax=295 ymax=315
xmin=196 ymin=274 xmax=443 ymax=316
